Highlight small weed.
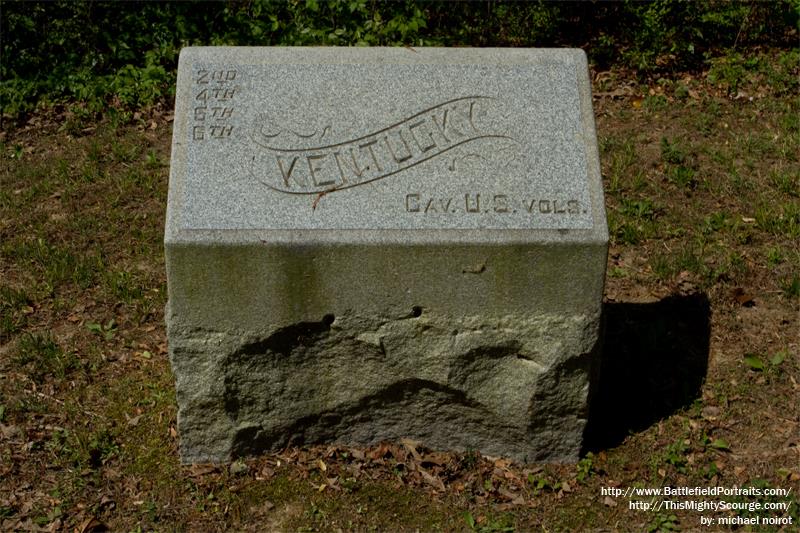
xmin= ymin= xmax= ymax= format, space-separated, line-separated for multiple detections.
xmin=744 ymin=351 xmax=788 ymax=373
xmin=8 ymin=144 xmax=24 ymax=160
xmin=340 ymin=477 xmax=359 ymax=493
xmin=734 ymin=225 xmax=755 ymax=245
xmin=105 ymin=270 xmax=144 ymax=304
xmin=87 ymin=319 xmax=117 ymax=341
xmin=464 ymin=511 xmax=477 ymax=530
xmin=86 ymin=140 xmax=103 ymax=163
xmin=304 ymin=502 xmax=326 ymax=523
xmin=605 ymin=137 xmax=637 ymax=193
xmin=609 ymin=266 xmax=628 ymax=278
xmin=464 ymin=512 xmax=515 ymax=533
xmin=674 ymin=83 xmax=689 ymax=100
xmin=660 ymin=137 xmax=686 ymax=165
xmin=706 ymin=251 xmax=747 ymax=283
xmin=145 ymin=150 xmax=161 ymax=168
xmin=648 ymin=512 xmax=679 ymax=532
xmin=611 ymin=198 xmax=658 ymax=244
xmin=701 ymin=434 xmax=731 ymax=452
xmin=576 ymin=452 xmax=595 ymax=483
xmin=756 ymin=202 xmax=800 ymax=238
xmin=663 ymin=439 xmax=689 ymax=473
xmin=707 ymin=52 xmax=761 ymax=95
xmin=599 ymin=135 xmax=615 ymax=156
xmin=59 ymin=115 xmax=86 ymax=137
xmin=766 ymin=247 xmax=784 ymax=266
xmin=740 ymin=132 xmax=774 ymax=157
xmin=770 ymin=169 xmax=799 ymax=196
xmin=780 ymin=109 xmax=800 ymax=134
xmin=728 ymin=165 xmax=755 ymax=193
xmin=59 ymin=427 xmax=120 ymax=468
xmin=15 ymin=332 xmax=79 ymax=383
xmin=668 ymin=165 xmax=696 ymax=189
xmin=770 ymin=350 xmax=787 ymax=367
xmin=33 ymin=506 xmax=62 ymax=527
xmin=744 ymin=354 xmax=766 ymax=371
xmin=673 ymin=248 xmax=707 ymax=279
xmin=620 ymin=198 xmax=656 ymax=220
xmin=575 ymin=452 xmax=595 ymax=483
xmin=46 ymin=429 xmax=75 ymax=462
xmin=781 ymin=275 xmax=800 ymax=298
xmin=702 ymin=211 xmax=730 ymax=234
xmin=6 ymin=238 xmax=97 ymax=292
xmin=651 ymin=255 xmax=672 ymax=280
xmin=88 ymin=428 xmax=119 ymax=466
xmin=611 ymin=220 xmax=645 ymax=245
xmin=701 ymin=461 xmax=720 ymax=479
xmin=694 ymin=112 xmax=714 ymax=135
xmin=644 ymin=94 xmax=668 ymax=112
xmin=107 ymin=108 xmax=133 ymax=130
xmin=528 ymin=473 xmax=559 ymax=495
xmin=461 ymin=448 xmax=480 ymax=470
xmin=630 ymin=169 xmax=648 ymax=191
xmin=111 ymin=140 xmax=140 ymax=163
xmin=0 ymin=285 xmax=32 ymax=340
xmin=139 ymin=499 xmax=159 ymax=523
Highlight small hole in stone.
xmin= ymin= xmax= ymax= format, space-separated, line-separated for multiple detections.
xmin=322 ymin=314 xmax=335 ymax=326
xmin=411 ymin=306 xmax=422 ymax=318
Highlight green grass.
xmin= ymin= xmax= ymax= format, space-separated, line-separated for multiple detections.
xmin=609 ymin=198 xmax=659 ymax=245
xmin=601 ymin=134 xmax=639 ymax=194
xmin=668 ymin=165 xmax=696 ymax=189
xmin=14 ymin=332 xmax=79 ymax=383
xmin=1 ymin=48 xmax=799 ymax=533
xmin=756 ymin=202 xmax=800 ymax=238
xmin=2 ymin=238 xmax=100 ymax=294
xmin=770 ymin=169 xmax=799 ymax=196
xmin=660 ymin=137 xmax=688 ymax=166
xmin=782 ymin=274 xmax=800 ymax=298
xmin=0 ymin=284 xmax=32 ymax=340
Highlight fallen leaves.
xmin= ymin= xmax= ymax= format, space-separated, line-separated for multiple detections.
xmin=74 ymin=516 xmax=105 ymax=533
xmin=197 ymin=441 xmax=590 ymax=511
xmin=731 ymin=287 xmax=755 ymax=307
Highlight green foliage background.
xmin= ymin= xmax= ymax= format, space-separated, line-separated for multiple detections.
xmin=1 ymin=0 xmax=798 ymax=117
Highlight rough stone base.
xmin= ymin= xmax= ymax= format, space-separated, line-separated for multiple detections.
xmin=168 ymin=306 xmax=600 ymax=464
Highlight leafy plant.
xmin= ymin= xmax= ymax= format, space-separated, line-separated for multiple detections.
xmin=576 ymin=452 xmax=595 ymax=483
xmin=87 ymin=319 xmax=117 ymax=341
xmin=528 ymin=473 xmax=560 ymax=495
xmin=663 ymin=439 xmax=689 ymax=473
xmin=744 ymin=351 xmax=788 ymax=372
xmin=744 ymin=354 xmax=766 ymax=371
xmin=648 ymin=512 xmax=679 ymax=532
xmin=2 ymin=2 xmax=797 ymax=118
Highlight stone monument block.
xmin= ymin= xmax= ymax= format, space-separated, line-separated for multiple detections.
xmin=165 ymin=47 xmax=608 ymax=464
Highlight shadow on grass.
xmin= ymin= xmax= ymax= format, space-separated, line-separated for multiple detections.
xmin=583 ymin=292 xmax=711 ymax=452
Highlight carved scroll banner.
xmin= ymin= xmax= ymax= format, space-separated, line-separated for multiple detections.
xmin=248 ymin=96 xmax=513 ymax=195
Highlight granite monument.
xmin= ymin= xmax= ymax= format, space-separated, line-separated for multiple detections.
xmin=165 ymin=47 xmax=608 ymax=463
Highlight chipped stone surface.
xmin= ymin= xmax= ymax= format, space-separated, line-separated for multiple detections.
xmin=167 ymin=309 xmax=601 ymax=463
xmin=166 ymin=47 xmax=608 ymax=463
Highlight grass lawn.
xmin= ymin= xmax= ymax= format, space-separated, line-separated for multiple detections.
xmin=0 ymin=48 xmax=798 ymax=532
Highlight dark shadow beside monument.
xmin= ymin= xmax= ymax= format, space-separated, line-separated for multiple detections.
xmin=583 ymin=293 xmax=711 ymax=452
